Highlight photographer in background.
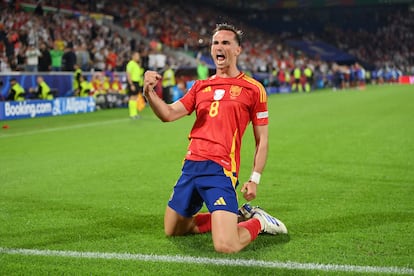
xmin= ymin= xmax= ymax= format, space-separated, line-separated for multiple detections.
xmin=28 ymin=76 xmax=54 ymax=100
xmin=6 ymin=78 xmax=25 ymax=101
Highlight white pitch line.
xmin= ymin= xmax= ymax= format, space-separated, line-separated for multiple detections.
xmin=0 ymin=247 xmax=413 ymax=275
xmin=0 ymin=118 xmax=128 ymax=139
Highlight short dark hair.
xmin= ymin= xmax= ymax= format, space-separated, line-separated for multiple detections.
xmin=213 ymin=23 xmax=243 ymax=46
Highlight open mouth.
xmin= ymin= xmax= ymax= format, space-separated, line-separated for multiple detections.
xmin=216 ymin=54 xmax=225 ymax=62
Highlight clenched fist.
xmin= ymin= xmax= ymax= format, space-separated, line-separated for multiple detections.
xmin=143 ymin=70 xmax=162 ymax=97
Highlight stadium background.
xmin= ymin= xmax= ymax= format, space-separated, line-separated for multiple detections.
xmin=0 ymin=0 xmax=413 ymax=107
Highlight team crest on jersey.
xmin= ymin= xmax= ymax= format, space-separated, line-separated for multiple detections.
xmin=230 ymin=85 xmax=242 ymax=98
xmin=213 ymin=89 xmax=225 ymax=100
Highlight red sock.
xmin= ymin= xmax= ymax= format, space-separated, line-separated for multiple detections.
xmin=238 ymin=218 xmax=261 ymax=241
xmin=194 ymin=213 xmax=211 ymax=233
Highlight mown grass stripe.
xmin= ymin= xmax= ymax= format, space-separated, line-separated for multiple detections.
xmin=0 ymin=118 xmax=128 ymax=139
xmin=1 ymin=247 xmax=412 ymax=274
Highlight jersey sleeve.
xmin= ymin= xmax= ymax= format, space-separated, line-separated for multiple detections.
xmin=179 ymin=81 xmax=199 ymax=114
xmin=251 ymin=82 xmax=269 ymax=126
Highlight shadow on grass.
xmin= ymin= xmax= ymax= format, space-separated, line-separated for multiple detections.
xmin=167 ymin=231 xmax=291 ymax=255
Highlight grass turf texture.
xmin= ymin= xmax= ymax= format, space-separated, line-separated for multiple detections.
xmin=0 ymin=85 xmax=413 ymax=275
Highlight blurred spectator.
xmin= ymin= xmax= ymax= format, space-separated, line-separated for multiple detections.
xmin=0 ymin=53 xmax=11 ymax=72
xmin=50 ymin=43 xmax=64 ymax=71
xmin=148 ymin=48 xmax=166 ymax=71
xmin=196 ymin=58 xmax=209 ymax=80
xmin=15 ymin=47 xmax=26 ymax=71
xmin=332 ymin=63 xmax=345 ymax=90
xmin=25 ymin=43 xmax=41 ymax=72
xmin=354 ymin=63 xmax=366 ymax=90
xmin=140 ymin=47 xmax=149 ymax=71
xmin=94 ymin=73 xmax=110 ymax=109
xmin=90 ymin=72 xmax=107 ymax=95
xmin=197 ymin=52 xmax=209 ymax=80
xmin=109 ymin=74 xmax=124 ymax=94
xmin=92 ymin=47 xmax=106 ymax=71
xmin=161 ymin=62 xmax=176 ymax=104
xmin=38 ymin=42 xmax=51 ymax=71
xmin=62 ymin=42 xmax=76 ymax=71
xmin=53 ymin=33 xmax=65 ymax=51
xmin=76 ymin=43 xmax=91 ymax=71
xmin=105 ymin=47 xmax=117 ymax=72
xmin=4 ymin=32 xmax=16 ymax=64
xmin=277 ymin=68 xmax=287 ymax=88
xmin=107 ymin=74 xmax=128 ymax=108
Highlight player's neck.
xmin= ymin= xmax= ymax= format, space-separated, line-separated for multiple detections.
xmin=215 ymin=66 xmax=240 ymax=78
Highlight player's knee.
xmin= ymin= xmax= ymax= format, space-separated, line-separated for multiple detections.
xmin=164 ymin=224 xmax=191 ymax=236
xmin=213 ymin=240 xmax=240 ymax=254
xmin=164 ymin=228 xmax=175 ymax=237
xmin=164 ymin=225 xmax=185 ymax=236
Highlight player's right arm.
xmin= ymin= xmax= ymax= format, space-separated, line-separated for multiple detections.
xmin=143 ymin=70 xmax=188 ymax=122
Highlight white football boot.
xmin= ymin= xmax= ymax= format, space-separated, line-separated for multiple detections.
xmin=239 ymin=203 xmax=288 ymax=234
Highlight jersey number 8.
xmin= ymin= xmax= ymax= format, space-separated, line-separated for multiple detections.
xmin=209 ymin=101 xmax=220 ymax=117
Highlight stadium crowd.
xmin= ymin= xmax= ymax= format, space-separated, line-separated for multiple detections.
xmin=0 ymin=0 xmax=413 ymax=98
xmin=318 ymin=5 xmax=414 ymax=76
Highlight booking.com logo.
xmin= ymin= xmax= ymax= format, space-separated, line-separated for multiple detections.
xmin=4 ymin=101 xmax=53 ymax=118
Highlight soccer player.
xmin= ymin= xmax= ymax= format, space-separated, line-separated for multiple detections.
xmin=143 ymin=23 xmax=287 ymax=253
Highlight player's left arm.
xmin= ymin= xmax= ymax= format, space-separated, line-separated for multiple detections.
xmin=241 ymin=78 xmax=269 ymax=201
xmin=241 ymin=124 xmax=269 ymax=201
xmin=251 ymin=124 xmax=269 ymax=175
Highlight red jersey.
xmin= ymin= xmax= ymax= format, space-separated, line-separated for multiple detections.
xmin=179 ymin=72 xmax=268 ymax=176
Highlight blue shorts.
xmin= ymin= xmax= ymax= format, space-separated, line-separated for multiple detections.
xmin=168 ymin=160 xmax=239 ymax=218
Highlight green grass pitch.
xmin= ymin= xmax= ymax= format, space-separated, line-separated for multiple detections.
xmin=0 ymin=85 xmax=413 ymax=275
